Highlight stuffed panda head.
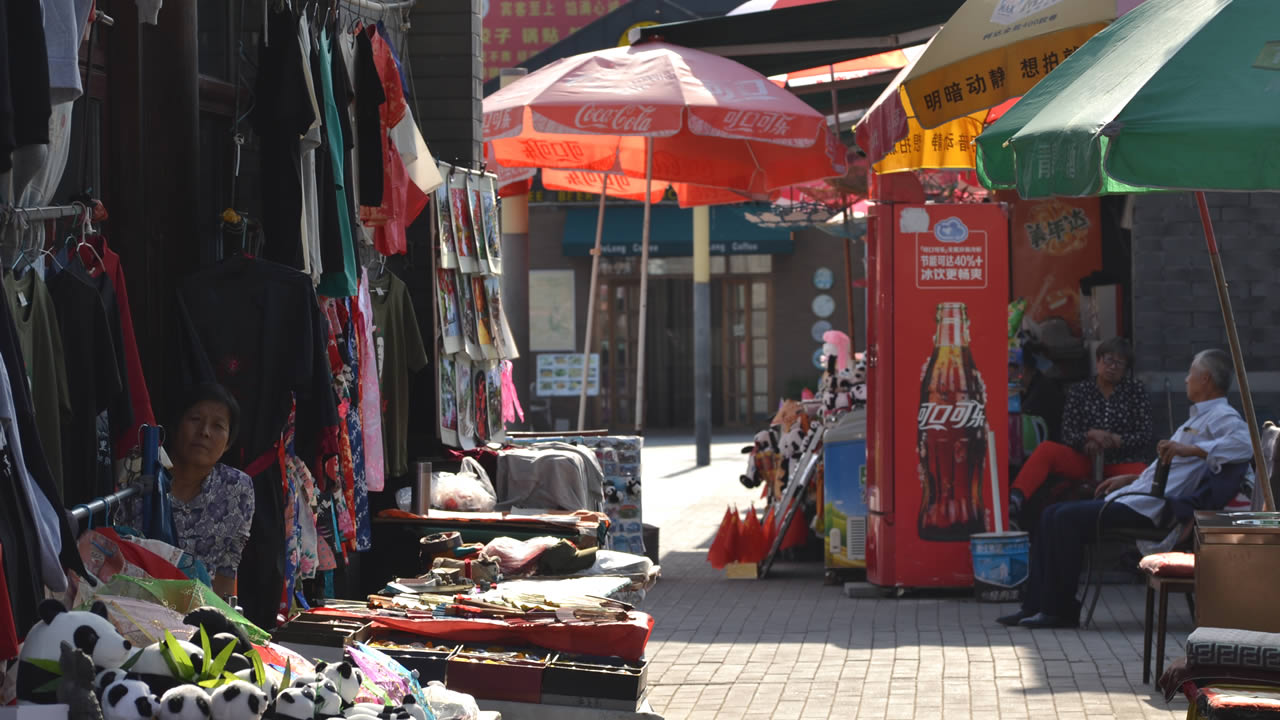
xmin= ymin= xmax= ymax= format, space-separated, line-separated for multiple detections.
xmin=341 ymin=703 xmax=385 ymax=718
xmin=101 ymin=679 xmax=158 ymax=720
xmin=309 ymin=680 xmax=343 ymax=716
xmin=214 ymin=681 xmax=267 ymax=720
xmin=271 ymin=686 xmax=316 ymax=720
xmin=19 ymin=600 xmax=136 ymax=704
xmin=129 ymin=640 xmax=204 ymax=679
xmin=158 ymin=685 xmax=211 ymax=720
xmin=287 ymin=672 xmax=318 ymax=690
xmin=315 ymin=661 xmax=362 ymax=704
xmin=398 ymin=696 xmax=428 ymax=720
xmin=21 ymin=600 xmax=135 ymax=669
xmin=96 ymin=668 xmax=129 ymax=695
xmin=233 ymin=668 xmax=280 ymax=699
xmin=209 ymin=680 xmax=267 ymax=720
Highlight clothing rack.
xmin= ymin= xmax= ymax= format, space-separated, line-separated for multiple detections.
xmin=341 ymin=0 xmax=416 ymax=11
xmin=69 ymin=485 xmax=141 ymax=526
xmin=2 ymin=203 xmax=87 ymax=223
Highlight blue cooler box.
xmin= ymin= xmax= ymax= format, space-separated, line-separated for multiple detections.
xmin=823 ymin=410 xmax=868 ymax=570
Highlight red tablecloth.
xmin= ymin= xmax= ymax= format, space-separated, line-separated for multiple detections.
xmin=308 ymin=608 xmax=653 ymax=662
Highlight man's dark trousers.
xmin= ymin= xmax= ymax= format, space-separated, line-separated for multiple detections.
xmin=1021 ymin=499 xmax=1155 ymax=620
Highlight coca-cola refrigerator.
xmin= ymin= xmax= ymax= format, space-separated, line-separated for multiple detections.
xmin=866 ymin=202 xmax=1010 ymax=589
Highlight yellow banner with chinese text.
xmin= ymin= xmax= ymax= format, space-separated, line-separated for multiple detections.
xmin=902 ymin=23 xmax=1106 ymax=130
xmin=873 ymin=88 xmax=985 ymax=174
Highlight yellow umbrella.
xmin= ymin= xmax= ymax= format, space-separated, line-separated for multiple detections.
xmin=872 ymin=88 xmax=988 ymax=174
xmin=900 ymin=0 xmax=1142 ymax=129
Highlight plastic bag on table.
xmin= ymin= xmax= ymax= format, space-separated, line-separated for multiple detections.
xmin=432 ymin=457 xmax=497 ymax=512
xmin=481 ymin=536 xmax=562 ymax=576
xmin=423 ymin=680 xmax=479 ymax=720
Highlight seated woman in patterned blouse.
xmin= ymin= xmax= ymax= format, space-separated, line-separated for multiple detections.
xmin=121 ymin=383 xmax=255 ymax=598
xmin=1009 ymin=337 xmax=1153 ymax=529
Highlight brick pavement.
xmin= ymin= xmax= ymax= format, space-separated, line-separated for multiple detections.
xmin=637 ymin=436 xmax=1190 ymax=720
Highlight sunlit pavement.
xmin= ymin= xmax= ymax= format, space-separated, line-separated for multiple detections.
xmin=638 ymin=434 xmax=1186 ymax=720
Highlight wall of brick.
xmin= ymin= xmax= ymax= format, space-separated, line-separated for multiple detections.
xmin=1130 ymin=192 xmax=1280 ymax=434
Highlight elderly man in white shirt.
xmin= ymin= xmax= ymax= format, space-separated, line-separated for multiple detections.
xmin=997 ymin=349 xmax=1252 ymax=629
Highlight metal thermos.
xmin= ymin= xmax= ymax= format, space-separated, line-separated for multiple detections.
xmin=413 ymin=461 xmax=433 ymax=516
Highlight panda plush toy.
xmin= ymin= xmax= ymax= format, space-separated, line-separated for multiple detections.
xmin=128 ymin=640 xmax=205 ymax=696
xmin=100 ymin=679 xmax=159 ymax=720
xmin=309 ymin=680 xmax=343 ymax=717
xmin=314 ymin=661 xmax=363 ymax=705
xmin=234 ymin=667 xmax=280 ymax=699
xmin=270 ymin=686 xmax=316 ymax=720
xmin=18 ymin=600 xmax=136 ymax=704
xmin=209 ymin=680 xmax=268 ymax=720
xmin=157 ymin=685 xmax=211 ymax=720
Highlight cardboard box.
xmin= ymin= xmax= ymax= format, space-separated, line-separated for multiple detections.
xmin=446 ymin=647 xmax=549 ymax=704
xmin=542 ymin=654 xmax=648 ymax=711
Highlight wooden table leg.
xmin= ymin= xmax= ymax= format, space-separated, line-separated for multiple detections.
xmin=1156 ymin=583 xmax=1171 ymax=683
xmin=1143 ymin=583 xmax=1155 ymax=684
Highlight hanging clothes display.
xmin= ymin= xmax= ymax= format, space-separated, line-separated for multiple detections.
xmin=252 ymin=7 xmax=315 ymax=269
xmin=74 ymin=236 xmax=155 ymax=459
xmin=4 ymin=270 xmax=71 ymax=492
xmin=354 ymin=271 xmax=384 ymax=492
xmin=1 ymin=0 xmax=53 ymax=174
xmin=47 ymin=267 xmax=122 ymax=506
xmin=369 ymin=271 xmax=427 ymax=478
xmin=315 ymin=28 xmax=359 ymax=298
xmin=178 ymin=254 xmax=340 ymax=629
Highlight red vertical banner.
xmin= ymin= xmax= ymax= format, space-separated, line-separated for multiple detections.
xmin=892 ymin=204 xmax=1009 ymax=584
xmin=1009 ymin=197 xmax=1104 ymax=335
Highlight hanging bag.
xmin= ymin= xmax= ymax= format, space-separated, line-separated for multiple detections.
xmin=138 ymin=425 xmax=178 ymax=546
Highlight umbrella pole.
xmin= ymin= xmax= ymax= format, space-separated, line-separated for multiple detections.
xmin=1196 ymin=191 xmax=1274 ymax=511
xmin=577 ymin=175 xmax=609 ymax=431
xmin=831 ymin=66 xmax=858 ymax=349
xmin=634 ymin=139 xmax=654 ymax=434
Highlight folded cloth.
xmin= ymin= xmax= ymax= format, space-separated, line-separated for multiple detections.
xmin=1198 ymin=685 xmax=1280 ymax=720
xmin=1160 ymin=656 xmax=1280 ymax=702
xmin=1188 ymin=628 xmax=1280 ymax=674
xmin=536 ymin=540 xmax=597 ymax=576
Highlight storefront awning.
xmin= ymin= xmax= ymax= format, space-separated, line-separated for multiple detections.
xmin=633 ymin=0 xmax=962 ymax=77
xmin=563 ymin=206 xmax=794 ymax=257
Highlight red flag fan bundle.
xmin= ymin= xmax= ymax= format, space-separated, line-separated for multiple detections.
xmin=706 ymin=506 xmax=741 ymax=569
xmin=736 ymin=506 xmax=768 ymax=564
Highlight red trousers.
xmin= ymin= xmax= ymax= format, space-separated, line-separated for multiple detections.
xmin=1012 ymin=440 xmax=1148 ymax=499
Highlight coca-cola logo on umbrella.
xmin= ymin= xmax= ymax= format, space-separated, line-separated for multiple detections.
xmin=573 ymin=104 xmax=658 ymax=133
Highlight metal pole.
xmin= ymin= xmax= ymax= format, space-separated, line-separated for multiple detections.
xmin=693 ymin=205 xmax=711 ymax=466
xmin=500 ymin=69 xmax=530 ymax=426
xmin=577 ymin=175 xmax=609 ymax=431
xmin=1196 ymin=191 xmax=1273 ymax=511
xmin=831 ymin=65 xmax=858 ymax=348
xmin=634 ymin=139 xmax=654 ymax=434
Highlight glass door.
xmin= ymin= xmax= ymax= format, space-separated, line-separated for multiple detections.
xmin=721 ymin=278 xmax=773 ymax=427
xmin=593 ymin=280 xmax=638 ymax=431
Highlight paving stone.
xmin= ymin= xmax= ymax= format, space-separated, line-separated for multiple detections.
xmin=636 ymin=438 xmax=1186 ymax=720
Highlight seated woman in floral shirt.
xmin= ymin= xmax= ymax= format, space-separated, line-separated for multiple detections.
xmin=1009 ymin=337 xmax=1153 ymax=529
xmin=121 ymin=383 xmax=255 ymax=598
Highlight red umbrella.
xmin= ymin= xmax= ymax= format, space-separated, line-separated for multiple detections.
xmin=485 ymin=40 xmax=845 ymax=431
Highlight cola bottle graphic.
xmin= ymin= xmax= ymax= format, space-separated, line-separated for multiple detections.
xmin=917 ymin=302 xmax=988 ymax=542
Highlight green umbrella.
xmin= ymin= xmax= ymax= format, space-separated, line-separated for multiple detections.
xmin=975 ymin=0 xmax=1279 ymax=509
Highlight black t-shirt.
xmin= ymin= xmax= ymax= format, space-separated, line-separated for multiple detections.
xmin=47 ymin=269 xmax=122 ymax=506
xmin=178 ymin=255 xmax=339 ymax=628
xmin=354 ymin=28 xmax=385 ymax=208
xmin=252 ymin=8 xmax=316 ymax=270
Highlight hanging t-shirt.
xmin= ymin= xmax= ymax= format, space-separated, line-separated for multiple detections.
xmin=353 ymin=28 xmax=386 ymax=208
xmin=314 ymin=28 xmax=358 ymax=298
xmin=369 ymin=272 xmax=427 ymax=478
xmin=4 ymin=270 xmax=71 ymax=493
xmin=7 ymin=0 xmax=53 ymax=158
xmin=42 ymin=0 xmax=94 ymax=104
xmin=178 ymin=254 xmax=339 ymax=628
xmin=76 ymin=236 xmax=156 ymax=459
xmin=252 ymin=8 xmax=316 ymax=270
xmin=355 ymin=271 xmax=384 ymax=492
xmin=47 ymin=268 xmax=122 ymax=506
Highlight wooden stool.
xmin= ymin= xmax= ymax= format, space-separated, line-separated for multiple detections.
xmin=1140 ymin=552 xmax=1197 ymax=685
